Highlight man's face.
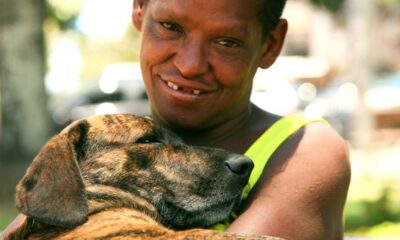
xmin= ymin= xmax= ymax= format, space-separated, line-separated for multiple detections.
xmin=134 ymin=0 xmax=272 ymax=131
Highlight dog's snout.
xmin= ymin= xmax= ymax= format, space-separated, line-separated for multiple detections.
xmin=225 ymin=156 xmax=254 ymax=177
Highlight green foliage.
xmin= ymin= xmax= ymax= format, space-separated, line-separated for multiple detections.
xmin=376 ymin=0 xmax=400 ymax=7
xmin=46 ymin=5 xmax=78 ymax=30
xmin=348 ymin=222 xmax=400 ymax=237
xmin=0 ymin=204 xmax=18 ymax=231
xmin=309 ymin=0 xmax=346 ymax=14
xmin=46 ymin=0 xmax=82 ymax=31
xmin=309 ymin=0 xmax=400 ymax=15
xmin=345 ymin=187 xmax=400 ymax=236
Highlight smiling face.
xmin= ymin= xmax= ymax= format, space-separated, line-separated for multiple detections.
xmin=133 ymin=0 xmax=283 ymax=133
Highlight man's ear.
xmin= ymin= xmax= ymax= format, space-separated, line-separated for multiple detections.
xmin=132 ymin=0 xmax=147 ymax=31
xmin=259 ymin=19 xmax=288 ymax=69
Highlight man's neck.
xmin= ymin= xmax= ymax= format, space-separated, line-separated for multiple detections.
xmin=177 ymin=106 xmax=253 ymax=148
xmin=181 ymin=105 xmax=279 ymax=154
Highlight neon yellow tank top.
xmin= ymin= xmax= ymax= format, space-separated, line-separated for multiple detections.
xmin=211 ymin=115 xmax=329 ymax=231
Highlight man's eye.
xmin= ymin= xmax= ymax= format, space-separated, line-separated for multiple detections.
xmin=159 ymin=21 xmax=182 ymax=33
xmin=216 ymin=39 xmax=241 ymax=48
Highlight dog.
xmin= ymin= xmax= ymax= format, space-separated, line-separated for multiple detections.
xmin=7 ymin=114 xmax=284 ymax=240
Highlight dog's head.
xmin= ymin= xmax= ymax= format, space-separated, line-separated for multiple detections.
xmin=15 ymin=114 xmax=253 ymax=230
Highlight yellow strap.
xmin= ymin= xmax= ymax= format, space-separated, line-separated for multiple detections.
xmin=210 ymin=115 xmax=329 ymax=231
xmin=242 ymin=115 xmax=329 ymax=200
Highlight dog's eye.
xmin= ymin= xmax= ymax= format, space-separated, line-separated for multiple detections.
xmin=136 ymin=136 xmax=162 ymax=144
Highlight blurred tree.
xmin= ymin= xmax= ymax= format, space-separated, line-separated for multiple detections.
xmin=46 ymin=0 xmax=81 ymax=30
xmin=0 ymin=0 xmax=51 ymax=162
xmin=310 ymin=0 xmax=346 ymax=14
xmin=309 ymin=0 xmax=400 ymax=14
xmin=376 ymin=0 xmax=400 ymax=7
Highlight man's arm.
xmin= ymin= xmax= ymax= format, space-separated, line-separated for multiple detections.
xmin=0 ymin=214 xmax=27 ymax=240
xmin=227 ymin=122 xmax=351 ymax=240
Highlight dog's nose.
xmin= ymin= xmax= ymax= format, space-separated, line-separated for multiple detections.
xmin=225 ymin=156 xmax=254 ymax=176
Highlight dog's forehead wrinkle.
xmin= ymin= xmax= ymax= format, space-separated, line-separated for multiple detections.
xmin=81 ymin=150 xmax=128 ymax=183
xmin=85 ymin=116 xmax=147 ymax=143
xmin=85 ymin=139 xmax=125 ymax=154
xmin=87 ymin=128 xmax=138 ymax=144
xmin=98 ymin=114 xmax=136 ymax=130
xmin=84 ymin=114 xmax=164 ymax=144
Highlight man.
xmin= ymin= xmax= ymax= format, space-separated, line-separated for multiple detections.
xmin=1 ymin=0 xmax=350 ymax=239
xmin=132 ymin=0 xmax=350 ymax=239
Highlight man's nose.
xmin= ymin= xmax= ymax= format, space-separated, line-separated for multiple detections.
xmin=174 ymin=38 xmax=209 ymax=78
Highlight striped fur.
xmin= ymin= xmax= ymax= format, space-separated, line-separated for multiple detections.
xmin=8 ymin=114 xmax=284 ymax=240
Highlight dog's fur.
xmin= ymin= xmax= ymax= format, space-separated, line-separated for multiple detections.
xmin=8 ymin=114 xmax=284 ymax=240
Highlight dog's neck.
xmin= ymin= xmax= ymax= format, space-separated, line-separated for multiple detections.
xmin=85 ymin=184 xmax=159 ymax=221
xmin=5 ymin=185 xmax=161 ymax=240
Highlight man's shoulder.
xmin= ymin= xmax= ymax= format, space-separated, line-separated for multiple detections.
xmin=269 ymin=119 xmax=351 ymax=186
xmin=302 ymin=121 xmax=349 ymax=159
xmin=293 ymin=121 xmax=351 ymax=184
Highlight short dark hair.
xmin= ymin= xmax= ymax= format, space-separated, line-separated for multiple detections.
xmin=258 ymin=0 xmax=287 ymax=39
xmin=140 ymin=0 xmax=286 ymax=39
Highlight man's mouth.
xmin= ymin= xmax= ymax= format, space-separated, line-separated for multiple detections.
xmin=166 ymin=81 xmax=203 ymax=95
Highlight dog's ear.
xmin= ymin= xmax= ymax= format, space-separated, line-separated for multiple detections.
xmin=15 ymin=120 xmax=90 ymax=228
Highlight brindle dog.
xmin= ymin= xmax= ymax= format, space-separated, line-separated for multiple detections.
xmin=7 ymin=114 xmax=284 ymax=240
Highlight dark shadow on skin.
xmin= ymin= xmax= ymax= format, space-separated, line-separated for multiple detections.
xmin=239 ymin=127 xmax=305 ymax=213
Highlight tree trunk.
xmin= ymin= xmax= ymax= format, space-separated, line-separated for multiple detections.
xmin=0 ymin=0 xmax=51 ymax=163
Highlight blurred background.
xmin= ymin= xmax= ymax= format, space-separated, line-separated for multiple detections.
xmin=1 ymin=0 xmax=400 ymax=237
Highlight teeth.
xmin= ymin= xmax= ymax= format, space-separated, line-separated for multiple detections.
xmin=167 ymin=81 xmax=179 ymax=91
xmin=167 ymin=81 xmax=202 ymax=95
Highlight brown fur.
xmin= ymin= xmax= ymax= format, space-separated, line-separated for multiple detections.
xmin=8 ymin=114 xmax=284 ymax=240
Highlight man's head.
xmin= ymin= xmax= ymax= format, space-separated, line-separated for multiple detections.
xmin=138 ymin=0 xmax=287 ymax=41
xmin=257 ymin=0 xmax=287 ymax=40
xmin=132 ymin=0 xmax=287 ymax=133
